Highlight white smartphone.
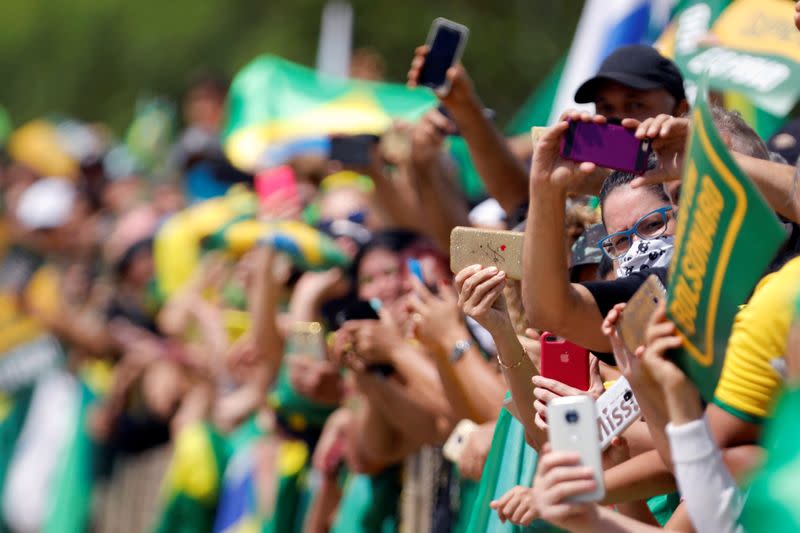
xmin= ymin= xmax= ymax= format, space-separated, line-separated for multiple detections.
xmin=419 ymin=18 xmax=469 ymax=96
xmin=547 ymin=395 xmax=605 ymax=502
xmin=443 ymin=419 xmax=478 ymax=463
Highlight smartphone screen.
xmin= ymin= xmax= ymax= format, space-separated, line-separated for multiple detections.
xmin=329 ymin=135 xmax=378 ymax=166
xmin=560 ymin=121 xmax=651 ymax=174
xmin=419 ymin=21 xmax=466 ymax=90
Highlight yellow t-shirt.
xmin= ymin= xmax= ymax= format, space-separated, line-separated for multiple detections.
xmin=712 ymin=256 xmax=800 ymax=423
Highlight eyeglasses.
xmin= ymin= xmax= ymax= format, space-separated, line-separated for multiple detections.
xmin=598 ymin=206 xmax=673 ymax=260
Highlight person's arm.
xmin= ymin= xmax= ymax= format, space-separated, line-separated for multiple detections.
xmin=667 ymin=417 xmax=744 ymax=533
xmin=409 ymin=280 xmax=506 ymax=423
xmin=601 ymin=449 xmax=678 ymax=505
xmin=250 ymin=245 xmax=285 ymax=385
xmin=407 ymin=48 xmax=528 ymax=215
xmin=627 ymin=115 xmax=800 ymax=223
xmin=409 ymin=110 xmax=471 ymax=252
xmin=522 ymin=117 xmax=612 ymax=352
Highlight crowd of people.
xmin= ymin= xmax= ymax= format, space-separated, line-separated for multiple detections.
xmin=2 ymin=3 xmax=800 ymax=533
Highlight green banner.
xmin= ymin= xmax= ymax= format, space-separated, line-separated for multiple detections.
xmin=666 ymin=82 xmax=786 ymax=402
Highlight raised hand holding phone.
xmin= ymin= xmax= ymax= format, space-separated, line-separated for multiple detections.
xmin=560 ymin=120 xmax=652 ymax=174
xmin=417 ymin=18 xmax=469 ymax=96
xmin=546 ymin=396 xmax=605 ymax=502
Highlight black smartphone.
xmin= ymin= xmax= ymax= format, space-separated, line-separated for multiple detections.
xmin=329 ymin=134 xmax=380 ymax=166
xmin=419 ymin=18 xmax=469 ymax=95
xmin=333 ymin=299 xmax=394 ymax=376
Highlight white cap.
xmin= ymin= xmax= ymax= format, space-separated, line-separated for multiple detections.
xmin=16 ymin=177 xmax=77 ymax=230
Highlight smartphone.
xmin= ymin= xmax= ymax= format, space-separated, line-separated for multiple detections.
xmin=449 ymin=226 xmax=524 ymax=280
xmin=540 ymin=333 xmax=590 ymax=391
xmin=547 ymin=395 xmax=605 ymax=502
xmin=333 ymin=299 xmax=380 ymax=330
xmin=254 ymin=165 xmax=298 ymax=206
xmin=419 ymin=18 xmax=469 ymax=95
xmin=286 ymin=321 xmax=325 ymax=360
xmin=329 ymin=134 xmax=379 ymax=166
xmin=617 ymin=275 xmax=667 ymax=356
xmin=443 ymin=419 xmax=478 ymax=463
xmin=594 ymin=376 xmax=641 ymax=451
xmin=407 ymin=258 xmax=424 ymax=284
xmin=560 ymin=120 xmax=652 ymax=174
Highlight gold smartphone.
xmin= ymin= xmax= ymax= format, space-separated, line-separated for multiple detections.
xmin=617 ymin=275 xmax=667 ymax=355
xmin=449 ymin=226 xmax=524 ymax=280
xmin=286 ymin=321 xmax=325 ymax=360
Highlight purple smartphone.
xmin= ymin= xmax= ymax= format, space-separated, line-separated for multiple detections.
xmin=560 ymin=120 xmax=652 ymax=174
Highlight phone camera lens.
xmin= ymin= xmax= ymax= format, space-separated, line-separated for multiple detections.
xmin=623 ymin=390 xmax=633 ymax=402
xmin=565 ymin=410 xmax=579 ymax=424
xmin=545 ymin=336 xmax=557 ymax=342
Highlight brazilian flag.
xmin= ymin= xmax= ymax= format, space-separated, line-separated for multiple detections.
xmin=222 ymin=55 xmax=436 ymax=173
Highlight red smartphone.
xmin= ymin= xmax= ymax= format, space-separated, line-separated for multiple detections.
xmin=540 ymin=332 xmax=590 ymax=391
xmin=254 ymin=165 xmax=298 ymax=206
xmin=560 ymin=120 xmax=652 ymax=174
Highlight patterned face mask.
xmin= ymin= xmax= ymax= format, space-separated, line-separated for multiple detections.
xmin=616 ymin=235 xmax=675 ymax=278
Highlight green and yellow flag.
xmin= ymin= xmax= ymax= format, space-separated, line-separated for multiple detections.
xmin=666 ymin=81 xmax=786 ymax=401
xmin=222 ymin=55 xmax=435 ymax=173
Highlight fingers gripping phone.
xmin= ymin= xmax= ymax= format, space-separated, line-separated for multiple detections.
xmin=560 ymin=120 xmax=652 ymax=174
xmin=617 ymin=275 xmax=667 ymax=355
xmin=419 ymin=18 xmax=469 ymax=95
xmin=547 ymin=395 xmax=606 ymax=502
xmin=540 ymin=333 xmax=590 ymax=391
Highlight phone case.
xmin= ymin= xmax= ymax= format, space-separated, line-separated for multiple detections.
xmin=560 ymin=120 xmax=652 ymax=174
xmin=254 ymin=165 xmax=297 ymax=205
xmin=540 ymin=333 xmax=590 ymax=391
xmin=443 ymin=419 xmax=478 ymax=463
xmin=617 ymin=275 xmax=667 ymax=356
xmin=421 ymin=18 xmax=469 ymax=95
xmin=286 ymin=322 xmax=325 ymax=360
xmin=594 ymin=376 xmax=641 ymax=450
xmin=449 ymin=226 xmax=524 ymax=280
xmin=547 ymin=396 xmax=606 ymax=502
xmin=329 ymin=135 xmax=378 ymax=166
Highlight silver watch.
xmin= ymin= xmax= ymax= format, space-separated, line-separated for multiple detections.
xmin=450 ymin=339 xmax=473 ymax=363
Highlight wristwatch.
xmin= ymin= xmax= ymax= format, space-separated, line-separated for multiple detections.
xmin=449 ymin=339 xmax=473 ymax=364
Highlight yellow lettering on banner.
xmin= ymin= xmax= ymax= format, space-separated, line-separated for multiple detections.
xmin=670 ymin=173 xmax=725 ymax=344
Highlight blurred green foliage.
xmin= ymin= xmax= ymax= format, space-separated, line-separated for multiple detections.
xmin=0 ymin=0 xmax=582 ymax=132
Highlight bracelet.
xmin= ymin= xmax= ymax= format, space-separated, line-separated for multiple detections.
xmin=496 ymin=351 xmax=525 ymax=370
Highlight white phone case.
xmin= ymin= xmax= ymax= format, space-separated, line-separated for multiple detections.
xmin=595 ymin=376 xmax=641 ymax=451
xmin=547 ymin=396 xmax=605 ymax=502
xmin=424 ymin=18 xmax=469 ymax=96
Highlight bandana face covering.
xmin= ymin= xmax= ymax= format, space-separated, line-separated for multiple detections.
xmin=616 ymin=235 xmax=675 ymax=278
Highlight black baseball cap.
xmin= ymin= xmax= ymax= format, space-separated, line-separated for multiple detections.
xmin=574 ymin=45 xmax=686 ymax=104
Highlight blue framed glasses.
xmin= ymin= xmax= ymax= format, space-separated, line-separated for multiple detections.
xmin=598 ymin=206 xmax=673 ymax=260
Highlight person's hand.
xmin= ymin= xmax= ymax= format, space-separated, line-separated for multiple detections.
xmin=490 ymin=486 xmax=538 ymax=526
xmin=530 ymin=110 xmax=601 ymax=191
xmin=312 ymin=407 xmax=352 ymax=476
xmin=600 ymin=303 xmax=647 ymax=383
xmin=380 ymin=119 xmax=413 ymax=166
xmin=532 ymin=444 xmax=599 ymax=531
xmin=622 ymin=115 xmax=690 ymax=187
xmin=602 ymin=435 xmax=631 ymax=470
xmin=293 ymin=268 xmax=350 ymax=306
xmin=456 ymin=421 xmax=495 ymax=481
xmin=334 ymin=315 xmax=403 ymax=371
xmin=639 ymin=301 xmax=687 ymax=391
xmin=518 ymin=329 xmax=542 ymax=369
xmin=410 ymin=108 xmax=454 ymax=168
xmin=407 ymin=277 xmax=465 ymax=349
xmin=454 ymin=265 xmax=511 ymax=334
xmin=407 ymin=45 xmax=479 ymax=110
xmin=287 ymin=355 xmax=343 ymax=406
xmin=532 ymin=356 xmax=604 ymax=432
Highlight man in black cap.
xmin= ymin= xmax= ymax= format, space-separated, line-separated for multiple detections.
xmin=574 ymin=44 xmax=689 ymax=123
